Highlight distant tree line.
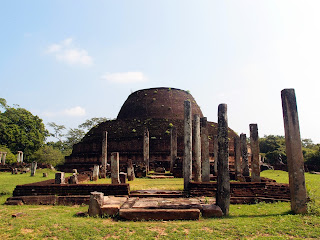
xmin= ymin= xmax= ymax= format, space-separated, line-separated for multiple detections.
xmin=260 ymin=135 xmax=320 ymax=167
xmin=0 ymin=97 xmax=106 ymax=166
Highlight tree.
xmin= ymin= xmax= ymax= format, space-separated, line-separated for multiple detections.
xmin=30 ymin=145 xmax=64 ymax=166
xmin=0 ymin=104 xmax=48 ymax=160
xmin=259 ymin=135 xmax=287 ymax=164
xmin=48 ymin=122 xmax=66 ymax=142
xmin=78 ymin=117 xmax=107 ymax=130
xmin=64 ymin=128 xmax=85 ymax=148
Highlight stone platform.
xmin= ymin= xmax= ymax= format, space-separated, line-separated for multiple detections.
xmin=91 ymin=195 xmax=221 ymax=220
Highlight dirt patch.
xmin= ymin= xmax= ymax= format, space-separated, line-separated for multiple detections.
xmin=201 ymin=227 xmax=213 ymax=233
xmin=103 ymin=234 xmax=119 ymax=239
xmin=21 ymin=228 xmax=34 ymax=234
xmin=147 ymin=226 xmax=167 ymax=239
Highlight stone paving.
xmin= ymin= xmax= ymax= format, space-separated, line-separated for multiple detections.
xmin=91 ymin=194 xmax=221 ymax=220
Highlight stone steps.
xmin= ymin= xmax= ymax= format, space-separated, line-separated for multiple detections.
xmin=129 ymin=190 xmax=185 ymax=198
xmin=119 ymin=208 xmax=201 ymax=221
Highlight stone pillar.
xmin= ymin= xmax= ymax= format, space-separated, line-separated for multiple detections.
xmin=2 ymin=152 xmax=6 ymax=165
xmin=213 ymin=135 xmax=218 ymax=176
xmin=20 ymin=152 xmax=23 ymax=163
xmin=250 ymin=124 xmax=261 ymax=182
xmin=183 ymin=100 xmax=192 ymax=190
xmin=216 ymin=104 xmax=230 ymax=216
xmin=111 ymin=152 xmax=120 ymax=184
xmin=143 ymin=128 xmax=150 ymax=174
xmin=233 ymin=136 xmax=241 ymax=179
xmin=0 ymin=152 xmax=2 ymax=165
xmin=55 ymin=172 xmax=65 ymax=184
xmin=281 ymin=88 xmax=307 ymax=214
xmin=30 ymin=161 xmax=37 ymax=176
xmin=201 ymin=117 xmax=210 ymax=182
xmin=88 ymin=191 xmax=104 ymax=216
xmin=240 ymin=134 xmax=250 ymax=177
xmin=170 ymin=127 xmax=177 ymax=172
xmin=68 ymin=173 xmax=78 ymax=184
xmin=17 ymin=152 xmax=21 ymax=163
xmin=193 ymin=114 xmax=201 ymax=182
xmin=101 ymin=131 xmax=108 ymax=178
xmin=92 ymin=165 xmax=99 ymax=181
xmin=119 ymin=172 xmax=127 ymax=183
xmin=127 ymin=159 xmax=135 ymax=181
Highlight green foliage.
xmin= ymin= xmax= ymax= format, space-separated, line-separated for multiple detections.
xmin=168 ymin=123 xmax=173 ymax=128
xmin=78 ymin=117 xmax=107 ymax=130
xmin=259 ymin=135 xmax=287 ymax=164
xmin=0 ymin=145 xmax=16 ymax=164
xmin=30 ymin=145 xmax=65 ymax=166
xmin=0 ymin=104 xmax=48 ymax=160
xmin=64 ymin=128 xmax=85 ymax=148
xmin=48 ymin=122 xmax=66 ymax=142
xmin=0 ymin=98 xmax=8 ymax=110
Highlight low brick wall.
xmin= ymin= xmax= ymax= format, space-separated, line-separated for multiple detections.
xmin=189 ymin=182 xmax=290 ymax=201
xmin=12 ymin=183 xmax=130 ymax=197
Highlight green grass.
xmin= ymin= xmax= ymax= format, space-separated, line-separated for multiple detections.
xmin=83 ymin=177 xmax=184 ymax=191
xmin=0 ymin=170 xmax=319 ymax=239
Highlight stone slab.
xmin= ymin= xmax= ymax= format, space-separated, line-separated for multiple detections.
xmin=101 ymin=204 xmax=120 ymax=216
xmin=201 ymin=204 xmax=222 ymax=218
xmin=119 ymin=208 xmax=200 ymax=221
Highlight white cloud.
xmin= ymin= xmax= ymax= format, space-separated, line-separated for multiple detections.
xmin=63 ymin=106 xmax=86 ymax=117
xmin=42 ymin=106 xmax=86 ymax=117
xmin=101 ymin=72 xmax=147 ymax=83
xmin=46 ymin=38 xmax=93 ymax=66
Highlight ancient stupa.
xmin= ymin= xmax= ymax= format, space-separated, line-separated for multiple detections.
xmin=61 ymin=87 xmax=238 ymax=172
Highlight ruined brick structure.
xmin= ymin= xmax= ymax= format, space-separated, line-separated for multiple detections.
xmin=60 ymin=87 xmax=238 ymax=172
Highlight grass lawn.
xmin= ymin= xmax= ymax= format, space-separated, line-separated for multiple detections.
xmin=0 ymin=170 xmax=319 ymax=239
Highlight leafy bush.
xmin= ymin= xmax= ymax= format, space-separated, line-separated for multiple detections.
xmin=30 ymin=145 xmax=64 ymax=167
xmin=0 ymin=145 xmax=16 ymax=164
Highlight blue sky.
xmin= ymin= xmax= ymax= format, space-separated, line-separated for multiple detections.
xmin=1 ymin=0 xmax=320 ymax=143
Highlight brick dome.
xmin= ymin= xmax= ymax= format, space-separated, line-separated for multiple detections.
xmin=117 ymin=88 xmax=203 ymax=120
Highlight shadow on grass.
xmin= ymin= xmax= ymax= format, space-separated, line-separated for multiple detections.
xmin=223 ymin=210 xmax=294 ymax=219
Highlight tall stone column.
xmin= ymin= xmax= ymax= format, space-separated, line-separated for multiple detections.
xmin=30 ymin=161 xmax=37 ymax=176
xmin=101 ymin=131 xmax=108 ymax=178
xmin=250 ymin=124 xmax=260 ymax=182
xmin=17 ymin=152 xmax=21 ymax=163
xmin=20 ymin=152 xmax=23 ymax=163
xmin=127 ymin=159 xmax=135 ymax=181
xmin=92 ymin=165 xmax=99 ymax=181
xmin=143 ymin=128 xmax=150 ymax=174
xmin=0 ymin=152 xmax=3 ymax=165
xmin=240 ymin=134 xmax=250 ymax=177
xmin=183 ymin=100 xmax=192 ymax=190
xmin=213 ymin=135 xmax=218 ymax=176
xmin=194 ymin=114 xmax=201 ymax=182
xmin=216 ymin=104 xmax=230 ymax=216
xmin=111 ymin=152 xmax=120 ymax=184
xmin=233 ymin=136 xmax=241 ymax=179
xmin=170 ymin=127 xmax=177 ymax=172
xmin=2 ymin=152 xmax=6 ymax=165
xmin=281 ymin=88 xmax=307 ymax=214
xmin=201 ymin=117 xmax=210 ymax=182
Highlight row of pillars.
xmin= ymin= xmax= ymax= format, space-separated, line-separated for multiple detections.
xmin=183 ymin=88 xmax=307 ymax=215
xmin=99 ymin=89 xmax=306 ymax=215
xmin=0 ymin=151 xmax=24 ymax=165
